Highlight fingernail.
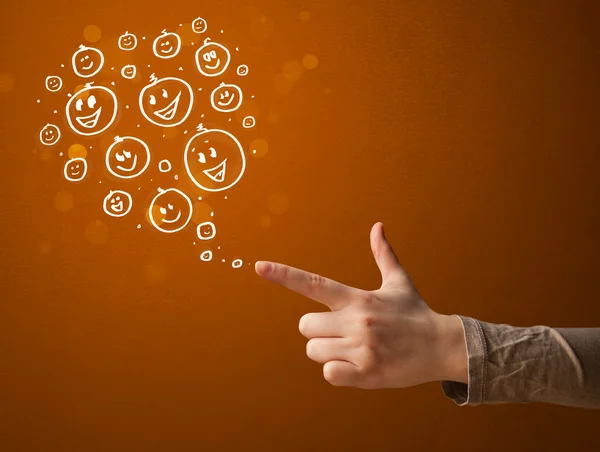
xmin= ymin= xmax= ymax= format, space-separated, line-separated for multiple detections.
xmin=255 ymin=261 xmax=272 ymax=275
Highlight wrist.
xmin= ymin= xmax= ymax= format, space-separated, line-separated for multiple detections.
xmin=433 ymin=314 xmax=468 ymax=384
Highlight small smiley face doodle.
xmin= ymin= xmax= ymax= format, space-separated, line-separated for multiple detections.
xmin=197 ymin=221 xmax=216 ymax=240
xmin=148 ymin=188 xmax=193 ymax=233
xmin=118 ymin=31 xmax=137 ymax=51
xmin=64 ymin=157 xmax=88 ymax=182
xmin=210 ymin=83 xmax=243 ymax=113
xmin=105 ymin=136 xmax=151 ymax=179
xmin=153 ymin=30 xmax=181 ymax=59
xmin=121 ymin=64 xmax=136 ymax=79
xmin=66 ymin=84 xmax=118 ymax=136
xmin=192 ymin=17 xmax=207 ymax=33
xmin=236 ymin=65 xmax=248 ymax=76
xmin=200 ymin=250 xmax=213 ymax=261
xmin=72 ymin=45 xmax=104 ymax=78
xmin=139 ymin=74 xmax=194 ymax=127
xmin=39 ymin=123 xmax=61 ymax=146
xmin=103 ymin=190 xmax=133 ymax=217
xmin=195 ymin=38 xmax=231 ymax=77
xmin=45 ymin=76 xmax=63 ymax=92
xmin=242 ymin=116 xmax=256 ymax=129
xmin=184 ymin=125 xmax=246 ymax=192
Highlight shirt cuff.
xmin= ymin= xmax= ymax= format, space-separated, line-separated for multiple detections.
xmin=441 ymin=315 xmax=487 ymax=406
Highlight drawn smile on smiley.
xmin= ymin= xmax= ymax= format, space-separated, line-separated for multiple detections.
xmin=152 ymin=90 xmax=182 ymax=121
xmin=203 ymin=158 xmax=227 ymax=183
xmin=160 ymin=204 xmax=182 ymax=224
xmin=75 ymin=106 xmax=103 ymax=128
xmin=115 ymin=150 xmax=138 ymax=172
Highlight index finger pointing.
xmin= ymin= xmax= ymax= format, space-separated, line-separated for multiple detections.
xmin=255 ymin=261 xmax=354 ymax=310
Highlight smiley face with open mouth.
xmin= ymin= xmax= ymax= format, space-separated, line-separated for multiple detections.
xmin=210 ymin=82 xmax=243 ymax=113
xmin=152 ymin=30 xmax=181 ymax=59
xmin=72 ymin=45 xmax=104 ymax=78
xmin=103 ymin=190 xmax=133 ymax=217
xmin=39 ymin=123 xmax=61 ymax=146
xmin=64 ymin=157 xmax=88 ymax=182
xmin=139 ymin=74 xmax=193 ymax=127
xmin=184 ymin=124 xmax=246 ymax=192
xmin=66 ymin=84 xmax=118 ymax=136
xmin=148 ymin=188 xmax=193 ymax=233
xmin=195 ymin=38 xmax=231 ymax=77
xmin=105 ymin=136 xmax=150 ymax=179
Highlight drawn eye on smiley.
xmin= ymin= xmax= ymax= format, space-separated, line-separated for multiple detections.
xmin=103 ymin=190 xmax=133 ymax=217
xmin=152 ymin=30 xmax=181 ymax=59
xmin=210 ymin=82 xmax=243 ymax=113
xmin=72 ymin=45 xmax=104 ymax=78
xmin=105 ymin=136 xmax=150 ymax=179
xmin=148 ymin=188 xmax=193 ymax=234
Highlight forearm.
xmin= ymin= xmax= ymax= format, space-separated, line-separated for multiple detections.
xmin=440 ymin=316 xmax=600 ymax=409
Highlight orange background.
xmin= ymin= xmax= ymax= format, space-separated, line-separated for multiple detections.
xmin=1 ymin=0 xmax=600 ymax=450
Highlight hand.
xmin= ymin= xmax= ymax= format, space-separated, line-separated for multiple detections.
xmin=255 ymin=222 xmax=468 ymax=389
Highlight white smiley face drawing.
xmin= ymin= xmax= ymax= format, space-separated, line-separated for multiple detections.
xmin=72 ymin=45 xmax=104 ymax=78
xmin=121 ymin=64 xmax=136 ymax=79
xmin=210 ymin=83 xmax=243 ymax=113
xmin=118 ymin=31 xmax=137 ymax=51
xmin=64 ymin=157 xmax=88 ymax=182
xmin=39 ymin=124 xmax=61 ymax=146
xmin=148 ymin=188 xmax=193 ymax=233
xmin=105 ymin=136 xmax=151 ymax=179
xmin=192 ymin=17 xmax=207 ymax=33
xmin=152 ymin=30 xmax=181 ymax=59
xmin=45 ymin=76 xmax=63 ymax=92
xmin=139 ymin=75 xmax=194 ymax=127
xmin=103 ymin=190 xmax=133 ymax=217
xmin=197 ymin=221 xmax=216 ymax=240
xmin=195 ymin=38 xmax=231 ymax=77
xmin=66 ymin=84 xmax=118 ymax=136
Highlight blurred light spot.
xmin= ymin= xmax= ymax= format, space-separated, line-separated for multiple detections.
xmin=268 ymin=191 xmax=290 ymax=215
xmin=68 ymin=143 xmax=87 ymax=159
xmin=259 ymin=214 xmax=272 ymax=227
xmin=0 ymin=73 xmax=14 ymax=93
xmin=302 ymin=54 xmax=319 ymax=69
xmin=83 ymin=25 xmax=102 ymax=43
xmin=39 ymin=241 xmax=52 ymax=254
xmin=283 ymin=60 xmax=303 ymax=82
xmin=274 ymin=73 xmax=293 ymax=94
xmin=85 ymin=220 xmax=108 ymax=245
xmin=39 ymin=148 xmax=52 ymax=161
xmin=250 ymin=138 xmax=268 ymax=158
xmin=268 ymin=111 xmax=280 ymax=123
xmin=54 ymin=191 xmax=74 ymax=212
xmin=73 ymin=84 xmax=90 ymax=100
xmin=250 ymin=15 xmax=274 ymax=40
xmin=300 ymin=11 xmax=310 ymax=21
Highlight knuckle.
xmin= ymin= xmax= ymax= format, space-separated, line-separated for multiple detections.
xmin=358 ymin=291 xmax=377 ymax=305
xmin=308 ymin=273 xmax=324 ymax=292
xmin=358 ymin=344 xmax=379 ymax=372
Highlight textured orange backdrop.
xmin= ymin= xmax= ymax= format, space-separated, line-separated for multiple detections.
xmin=1 ymin=0 xmax=600 ymax=451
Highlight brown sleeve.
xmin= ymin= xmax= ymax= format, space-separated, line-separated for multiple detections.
xmin=440 ymin=316 xmax=600 ymax=409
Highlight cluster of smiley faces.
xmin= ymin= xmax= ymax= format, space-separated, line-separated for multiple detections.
xmin=41 ymin=19 xmax=255 ymax=241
